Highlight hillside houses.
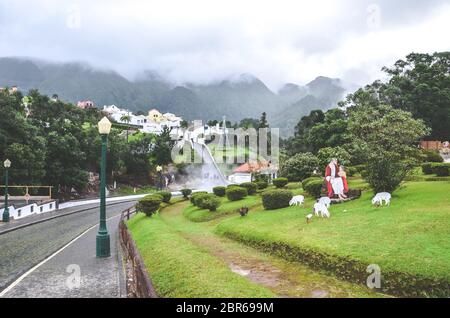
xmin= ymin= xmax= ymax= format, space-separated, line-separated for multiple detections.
xmin=102 ymin=105 xmax=183 ymax=135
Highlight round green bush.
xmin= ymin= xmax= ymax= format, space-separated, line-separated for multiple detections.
xmin=226 ymin=186 xmax=248 ymax=201
xmin=181 ymin=188 xmax=192 ymax=199
xmin=255 ymin=181 xmax=268 ymax=190
xmin=422 ymin=163 xmax=434 ymax=175
xmin=136 ymin=194 xmax=163 ymax=217
xmin=272 ymin=178 xmax=289 ymax=188
xmin=190 ymin=191 xmax=207 ymax=205
xmin=197 ymin=194 xmax=222 ymax=211
xmin=303 ymin=179 xmax=324 ymax=198
xmin=239 ymin=182 xmax=257 ymax=195
xmin=213 ymin=186 xmax=226 ymax=197
xmin=301 ymin=177 xmax=322 ymax=190
xmin=261 ymin=190 xmax=293 ymax=210
xmin=156 ymin=190 xmax=172 ymax=203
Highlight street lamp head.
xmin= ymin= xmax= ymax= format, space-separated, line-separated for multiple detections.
xmin=4 ymin=159 xmax=11 ymax=168
xmin=98 ymin=117 xmax=112 ymax=135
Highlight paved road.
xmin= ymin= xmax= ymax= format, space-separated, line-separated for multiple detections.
xmin=0 ymin=201 xmax=136 ymax=292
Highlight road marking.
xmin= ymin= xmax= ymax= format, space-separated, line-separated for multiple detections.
xmin=0 ymin=213 xmax=122 ymax=297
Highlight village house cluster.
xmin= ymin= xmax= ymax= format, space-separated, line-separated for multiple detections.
xmin=101 ymin=104 xmax=183 ymax=135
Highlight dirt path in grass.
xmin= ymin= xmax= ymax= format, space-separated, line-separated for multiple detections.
xmin=159 ymin=201 xmax=385 ymax=298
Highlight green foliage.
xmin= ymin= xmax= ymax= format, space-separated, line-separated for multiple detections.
xmin=272 ymin=178 xmax=288 ymax=188
xmin=301 ymin=177 xmax=322 ymax=190
xmin=181 ymin=188 xmax=192 ymax=199
xmin=239 ymin=182 xmax=257 ymax=194
xmin=347 ymin=104 xmax=430 ymax=193
xmin=197 ymin=194 xmax=222 ymax=211
xmin=421 ymin=149 xmax=443 ymax=163
xmin=261 ymin=190 xmax=293 ymax=210
xmin=157 ymin=190 xmax=172 ymax=203
xmin=317 ymin=146 xmax=351 ymax=169
xmin=226 ymin=187 xmax=248 ymax=201
xmin=137 ymin=194 xmax=163 ymax=217
xmin=255 ymin=181 xmax=268 ymax=190
xmin=303 ymin=179 xmax=324 ymax=198
xmin=432 ymin=163 xmax=450 ymax=177
xmin=190 ymin=192 xmax=208 ymax=206
xmin=213 ymin=186 xmax=227 ymax=197
xmin=422 ymin=163 xmax=434 ymax=175
xmin=280 ymin=152 xmax=319 ymax=182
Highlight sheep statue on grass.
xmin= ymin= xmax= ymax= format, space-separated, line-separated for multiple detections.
xmin=313 ymin=202 xmax=330 ymax=218
xmin=318 ymin=197 xmax=331 ymax=209
xmin=289 ymin=195 xmax=305 ymax=206
xmin=372 ymin=192 xmax=391 ymax=206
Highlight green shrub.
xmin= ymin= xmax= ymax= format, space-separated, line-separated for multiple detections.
xmin=157 ymin=191 xmax=172 ymax=203
xmin=433 ymin=163 xmax=450 ymax=177
xmin=239 ymin=182 xmax=257 ymax=195
xmin=303 ymin=179 xmax=324 ymax=198
xmin=213 ymin=186 xmax=226 ymax=197
xmin=261 ymin=190 xmax=293 ymax=210
xmin=226 ymin=187 xmax=248 ymax=201
xmin=301 ymin=177 xmax=322 ymax=190
xmin=190 ymin=191 xmax=208 ymax=205
xmin=197 ymin=194 xmax=221 ymax=211
xmin=180 ymin=188 xmax=192 ymax=199
xmin=421 ymin=163 xmax=434 ymax=175
xmin=255 ymin=181 xmax=268 ymax=190
xmin=317 ymin=146 xmax=351 ymax=169
xmin=280 ymin=152 xmax=319 ymax=182
xmin=272 ymin=178 xmax=288 ymax=188
xmin=136 ymin=194 xmax=163 ymax=217
xmin=421 ymin=149 xmax=444 ymax=163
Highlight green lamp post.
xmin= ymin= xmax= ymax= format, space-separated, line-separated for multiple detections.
xmin=2 ymin=159 xmax=11 ymax=223
xmin=96 ymin=117 xmax=112 ymax=258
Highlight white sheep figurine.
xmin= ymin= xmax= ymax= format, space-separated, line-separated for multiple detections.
xmin=289 ymin=195 xmax=305 ymax=206
xmin=372 ymin=192 xmax=391 ymax=206
xmin=313 ymin=202 xmax=330 ymax=218
xmin=318 ymin=197 xmax=331 ymax=208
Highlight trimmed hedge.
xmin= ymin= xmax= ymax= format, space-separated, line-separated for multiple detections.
xmin=157 ymin=191 xmax=172 ymax=203
xmin=421 ymin=149 xmax=444 ymax=163
xmin=213 ymin=186 xmax=226 ymax=197
xmin=422 ymin=163 xmax=434 ymax=175
xmin=197 ymin=194 xmax=221 ymax=211
xmin=226 ymin=187 xmax=248 ymax=201
xmin=303 ymin=179 xmax=323 ymax=198
xmin=255 ymin=181 xmax=268 ymax=190
xmin=181 ymin=188 xmax=192 ymax=199
xmin=190 ymin=191 xmax=208 ymax=205
xmin=261 ymin=190 xmax=293 ymax=210
xmin=301 ymin=177 xmax=322 ymax=190
xmin=137 ymin=194 xmax=163 ymax=217
xmin=239 ymin=182 xmax=257 ymax=195
xmin=433 ymin=163 xmax=450 ymax=177
xmin=272 ymin=178 xmax=288 ymax=188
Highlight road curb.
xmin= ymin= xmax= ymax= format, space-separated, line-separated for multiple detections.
xmin=0 ymin=199 xmax=138 ymax=236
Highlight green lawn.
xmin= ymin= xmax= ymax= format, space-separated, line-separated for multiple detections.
xmin=127 ymin=211 xmax=276 ymax=298
xmin=183 ymin=195 xmax=262 ymax=222
xmin=215 ymin=181 xmax=450 ymax=297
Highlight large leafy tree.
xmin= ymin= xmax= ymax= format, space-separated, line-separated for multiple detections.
xmin=347 ymin=104 xmax=430 ymax=193
xmin=342 ymin=52 xmax=450 ymax=140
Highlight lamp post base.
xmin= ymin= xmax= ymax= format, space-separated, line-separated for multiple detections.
xmin=2 ymin=210 xmax=9 ymax=223
xmin=96 ymin=233 xmax=110 ymax=258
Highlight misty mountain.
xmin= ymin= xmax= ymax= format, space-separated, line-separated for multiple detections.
xmin=0 ymin=57 xmax=349 ymax=136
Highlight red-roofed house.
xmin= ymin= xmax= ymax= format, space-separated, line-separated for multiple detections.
xmin=228 ymin=160 xmax=278 ymax=184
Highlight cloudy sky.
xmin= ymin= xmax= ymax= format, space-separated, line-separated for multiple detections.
xmin=1 ymin=0 xmax=449 ymax=89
